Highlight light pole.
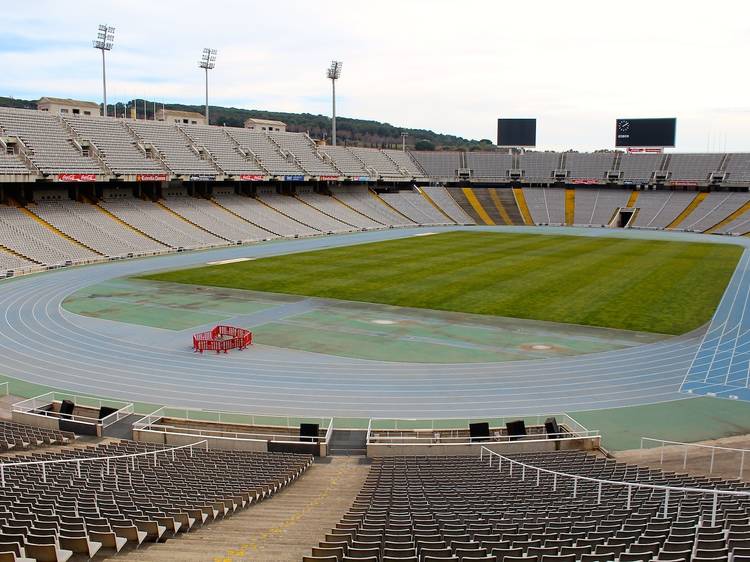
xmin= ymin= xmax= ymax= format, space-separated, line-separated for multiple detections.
xmin=199 ymin=48 xmax=217 ymax=124
xmin=92 ymin=24 xmax=115 ymax=117
xmin=327 ymin=61 xmax=342 ymax=146
xmin=401 ymin=132 xmax=408 ymax=152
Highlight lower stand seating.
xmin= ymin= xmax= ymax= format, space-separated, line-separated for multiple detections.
xmin=0 ymin=421 xmax=74 ymax=451
xmin=0 ymin=440 xmax=312 ymax=560
xmin=306 ymin=451 xmax=750 ymax=562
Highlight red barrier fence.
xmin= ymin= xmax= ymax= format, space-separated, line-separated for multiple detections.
xmin=193 ymin=325 xmax=252 ymax=353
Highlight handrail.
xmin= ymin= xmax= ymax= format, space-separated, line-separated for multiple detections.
xmin=479 ymin=446 xmax=750 ymax=526
xmin=324 ymin=417 xmax=334 ymax=446
xmin=369 ymin=430 xmax=600 ymax=445
xmin=641 ymin=437 xmax=748 ymax=478
xmin=0 ymin=439 xmax=208 ymax=487
xmin=138 ymin=422 xmax=325 ymax=443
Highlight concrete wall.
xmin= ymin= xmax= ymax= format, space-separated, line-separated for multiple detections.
xmin=133 ymin=429 xmax=268 ymax=452
xmin=368 ymin=436 xmax=600 ymax=457
xmin=13 ymin=411 xmax=59 ymax=431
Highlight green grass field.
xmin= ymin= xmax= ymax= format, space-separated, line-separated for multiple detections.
xmin=141 ymin=231 xmax=742 ymax=334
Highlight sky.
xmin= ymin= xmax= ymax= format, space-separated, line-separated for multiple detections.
xmin=2 ymin=0 xmax=749 ymax=151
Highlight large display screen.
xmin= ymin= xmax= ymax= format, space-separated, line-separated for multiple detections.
xmin=497 ymin=118 xmax=536 ymax=147
xmin=615 ymin=118 xmax=676 ymax=147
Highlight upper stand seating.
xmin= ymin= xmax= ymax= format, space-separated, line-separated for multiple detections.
xmin=619 ymin=154 xmax=664 ymax=184
xmin=317 ymin=146 xmax=369 ymax=177
xmin=182 ymin=125 xmax=266 ymax=176
xmin=127 ymin=121 xmax=217 ymax=177
xmin=63 ymin=115 xmax=166 ymax=176
xmin=466 ymin=152 xmax=514 ymax=181
xmin=225 ymin=129 xmax=306 ymax=176
xmin=0 ymin=152 xmax=31 ymax=176
xmin=382 ymin=150 xmax=426 ymax=179
xmin=667 ymin=154 xmax=724 ymax=182
xmin=0 ymin=108 xmax=103 ymax=176
xmin=349 ymin=148 xmax=407 ymax=180
xmin=519 ymin=153 xmax=560 ymax=183
xmin=269 ymin=132 xmax=339 ymax=176
xmin=307 ymin=451 xmax=750 ymax=562
xmin=412 ymin=151 xmax=461 ymax=181
xmin=565 ymin=153 xmax=617 ymax=180
xmin=723 ymin=154 xmax=750 ymax=185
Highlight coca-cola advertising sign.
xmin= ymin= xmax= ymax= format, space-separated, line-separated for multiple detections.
xmin=57 ymin=174 xmax=97 ymax=182
xmin=136 ymin=174 xmax=168 ymax=181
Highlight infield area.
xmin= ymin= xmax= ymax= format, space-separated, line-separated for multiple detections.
xmin=142 ymin=231 xmax=741 ymax=335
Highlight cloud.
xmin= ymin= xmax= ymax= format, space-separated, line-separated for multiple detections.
xmin=2 ymin=0 xmax=750 ymax=150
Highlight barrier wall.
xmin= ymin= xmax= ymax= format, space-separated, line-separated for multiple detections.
xmin=133 ymin=428 xmax=268 ymax=452
xmin=368 ymin=436 xmax=600 ymax=457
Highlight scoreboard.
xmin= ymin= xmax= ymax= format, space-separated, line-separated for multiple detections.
xmin=616 ymin=118 xmax=676 ymax=148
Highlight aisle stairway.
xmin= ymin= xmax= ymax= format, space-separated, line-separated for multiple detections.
xmin=108 ymin=456 xmax=370 ymax=562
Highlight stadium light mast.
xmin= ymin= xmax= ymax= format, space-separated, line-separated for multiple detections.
xmin=401 ymin=132 xmax=408 ymax=152
xmin=327 ymin=61 xmax=342 ymax=146
xmin=199 ymin=48 xmax=217 ymax=124
xmin=92 ymin=24 xmax=115 ymax=117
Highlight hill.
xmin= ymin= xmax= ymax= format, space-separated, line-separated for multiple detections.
xmin=0 ymin=95 xmax=492 ymax=151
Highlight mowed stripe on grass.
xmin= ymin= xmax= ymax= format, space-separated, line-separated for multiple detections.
xmin=141 ymin=231 xmax=742 ymax=335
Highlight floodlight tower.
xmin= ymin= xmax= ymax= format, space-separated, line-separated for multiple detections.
xmin=199 ymin=48 xmax=217 ymax=124
xmin=92 ymin=24 xmax=115 ymax=117
xmin=327 ymin=61 xmax=342 ymax=146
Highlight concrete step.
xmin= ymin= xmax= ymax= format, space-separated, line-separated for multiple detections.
xmin=102 ymin=456 xmax=370 ymax=561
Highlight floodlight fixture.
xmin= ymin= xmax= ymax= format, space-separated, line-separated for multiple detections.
xmin=92 ymin=25 xmax=115 ymax=117
xmin=199 ymin=48 xmax=218 ymax=123
xmin=327 ymin=61 xmax=342 ymax=145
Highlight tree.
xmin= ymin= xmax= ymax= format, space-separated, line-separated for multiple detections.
xmin=414 ymin=139 xmax=435 ymax=151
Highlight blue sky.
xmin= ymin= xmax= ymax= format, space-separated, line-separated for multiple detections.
xmin=2 ymin=0 xmax=750 ymax=151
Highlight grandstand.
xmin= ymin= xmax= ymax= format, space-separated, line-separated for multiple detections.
xmin=307 ymin=450 xmax=750 ymax=562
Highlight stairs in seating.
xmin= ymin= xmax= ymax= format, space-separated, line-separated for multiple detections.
xmin=328 ymin=430 xmax=368 ymax=456
xmin=564 ymin=188 xmax=575 ymax=226
xmin=112 ymin=456 xmax=370 ymax=562
xmin=445 ymin=187 xmax=486 ymax=224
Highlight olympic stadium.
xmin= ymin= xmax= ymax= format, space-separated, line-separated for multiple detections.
xmin=3 ymin=6 xmax=750 ymax=562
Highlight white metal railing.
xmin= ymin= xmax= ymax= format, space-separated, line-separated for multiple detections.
xmin=367 ymin=413 xmax=589 ymax=433
xmin=12 ymin=392 xmax=134 ymax=427
xmin=0 ymin=439 xmax=208 ymax=487
xmin=324 ymin=418 xmax=334 ymax=446
xmin=641 ymin=437 xmax=749 ymax=479
xmin=132 ymin=406 xmax=330 ymax=430
xmin=133 ymin=407 xmax=330 ymax=444
xmin=369 ymin=429 xmax=600 ymax=445
xmin=480 ymin=446 xmax=750 ymax=526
